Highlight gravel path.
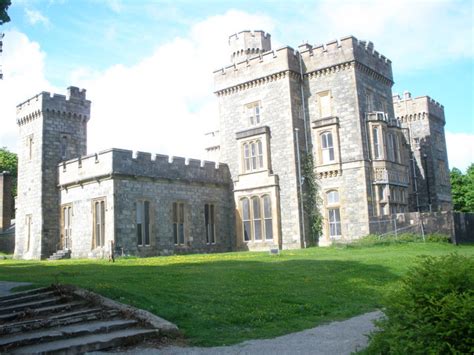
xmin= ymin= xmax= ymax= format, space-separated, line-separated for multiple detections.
xmin=100 ymin=310 xmax=383 ymax=355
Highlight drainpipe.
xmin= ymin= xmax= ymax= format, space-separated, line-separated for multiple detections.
xmin=295 ymin=128 xmax=306 ymax=248
xmin=298 ymin=52 xmax=309 ymax=152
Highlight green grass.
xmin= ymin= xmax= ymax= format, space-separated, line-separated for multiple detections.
xmin=0 ymin=243 xmax=473 ymax=346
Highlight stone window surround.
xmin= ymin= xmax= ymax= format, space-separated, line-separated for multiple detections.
xmin=245 ymin=100 xmax=262 ymax=126
xmin=92 ymin=197 xmax=106 ymax=249
xmin=317 ymin=90 xmax=332 ymax=119
xmin=172 ymin=201 xmax=186 ymax=246
xmin=60 ymin=204 xmax=73 ymax=250
xmin=136 ymin=200 xmax=151 ymax=247
xmin=204 ymin=203 xmax=216 ymax=245
xmin=325 ymin=189 xmax=342 ymax=239
xmin=312 ymin=118 xmax=341 ymax=168
xmin=236 ymin=126 xmax=271 ymax=175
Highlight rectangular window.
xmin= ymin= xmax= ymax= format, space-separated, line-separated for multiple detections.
xmin=93 ymin=199 xmax=105 ymax=248
xmin=204 ymin=203 xmax=216 ymax=244
xmin=366 ymin=91 xmax=374 ymax=112
xmin=252 ymin=197 xmax=262 ymax=240
xmin=25 ymin=214 xmax=32 ymax=252
xmin=372 ymin=127 xmax=381 ymax=159
xmin=263 ymin=195 xmax=273 ymax=240
xmin=242 ymin=198 xmax=251 ymax=241
xmin=247 ymin=102 xmax=261 ymax=126
xmin=321 ymin=131 xmax=335 ymax=163
xmin=27 ymin=135 xmax=34 ymax=161
xmin=328 ymin=208 xmax=341 ymax=237
xmin=136 ymin=201 xmax=151 ymax=246
xmin=173 ymin=202 xmax=185 ymax=245
xmin=318 ymin=91 xmax=331 ymax=118
xmin=61 ymin=205 xmax=72 ymax=249
xmin=387 ymin=133 xmax=395 ymax=162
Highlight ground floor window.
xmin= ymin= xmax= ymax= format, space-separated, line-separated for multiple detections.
xmin=25 ymin=214 xmax=32 ymax=252
xmin=136 ymin=201 xmax=151 ymax=246
xmin=93 ymin=199 xmax=106 ymax=248
xmin=173 ymin=202 xmax=185 ymax=245
xmin=61 ymin=205 xmax=72 ymax=249
xmin=326 ymin=190 xmax=341 ymax=238
xmin=204 ymin=203 xmax=216 ymax=244
xmin=241 ymin=195 xmax=273 ymax=242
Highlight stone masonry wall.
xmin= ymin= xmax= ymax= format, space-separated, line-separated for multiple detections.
xmin=0 ymin=172 xmax=12 ymax=231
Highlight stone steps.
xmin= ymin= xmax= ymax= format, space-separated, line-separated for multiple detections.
xmin=0 ymin=285 xmax=178 ymax=353
xmin=47 ymin=249 xmax=72 ymax=261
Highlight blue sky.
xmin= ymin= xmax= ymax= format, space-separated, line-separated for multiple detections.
xmin=1 ymin=0 xmax=473 ymax=170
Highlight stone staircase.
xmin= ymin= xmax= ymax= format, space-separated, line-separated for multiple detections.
xmin=47 ymin=249 xmax=72 ymax=261
xmin=0 ymin=285 xmax=178 ymax=354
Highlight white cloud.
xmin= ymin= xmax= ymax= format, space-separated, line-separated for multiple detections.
xmin=24 ymin=8 xmax=50 ymax=27
xmin=295 ymin=0 xmax=473 ymax=72
xmin=0 ymin=30 xmax=57 ymax=152
xmin=72 ymin=10 xmax=275 ymax=160
xmin=446 ymin=132 xmax=474 ymax=172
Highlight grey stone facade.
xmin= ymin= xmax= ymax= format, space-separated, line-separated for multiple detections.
xmin=13 ymin=30 xmax=452 ymax=259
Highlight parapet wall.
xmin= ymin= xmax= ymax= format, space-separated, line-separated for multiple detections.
xmin=59 ymin=148 xmax=231 ymax=187
xmin=300 ymin=36 xmax=393 ymax=82
xmin=17 ymin=86 xmax=91 ymax=126
xmin=229 ymin=30 xmax=272 ymax=63
xmin=393 ymin=92 xmax=445 ymax=122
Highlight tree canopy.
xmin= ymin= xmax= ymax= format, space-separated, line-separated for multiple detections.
xmin=0 ymin=0 xmax=11 ymax=25
xmin=0 ymin=147 xmax=17 ymax=177
xmin=450 ymin=163 xmax=474 ymax=212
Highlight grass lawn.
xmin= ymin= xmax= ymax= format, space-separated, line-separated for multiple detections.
xmin=0 ymin=243 xmax=473 ymax=346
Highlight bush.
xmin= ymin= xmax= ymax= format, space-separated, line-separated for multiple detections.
xmin=364 ymin=253 xmax=474 ymax=354
xmin=336 ymin=233 xmax=450 ymax=248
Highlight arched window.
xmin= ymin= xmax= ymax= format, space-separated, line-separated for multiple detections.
xmin=321 ymin=131 xmax=335 ymax=163
xmin=263 ymin=195 xmax=273 ymax=240
xmin=241 ymin=198 xmax=251 ymax=241
xmin=326 ymin=190 xmax=341 ymax=238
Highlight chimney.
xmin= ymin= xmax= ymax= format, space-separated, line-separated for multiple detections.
xmin=0 ymin=172 xmax=12 ymax=231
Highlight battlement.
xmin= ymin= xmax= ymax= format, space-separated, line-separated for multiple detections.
xmin=393 ymin=92 xmax=445 ymax=122
xmin=214 ymin=45 xmax=300 ymax=93
xmin=59 ymin=148 xmax=231 ymax=187
xmin=229 ymin=30 xmax=271 ymax=63
xmin=16 ymin=86 xmax=91 ymax=126
xmin=299 ymin=36 xmax=393 ymax=82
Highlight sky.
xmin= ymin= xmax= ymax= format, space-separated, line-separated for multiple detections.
xmin=0 ymin=0 xmax=473 ymax=171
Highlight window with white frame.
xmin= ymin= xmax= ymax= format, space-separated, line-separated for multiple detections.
xmin=172 ymin=202 xmax=185 ymax=245
xmin=242 ymin=140 xmax=264 ymax=172
xmin=61 ymin=205 xmax=72 ymax=249
xmin=93 ymin=199 xmax=106 ymax=248
xmin=321 ymin=131 xmax=335 ymax=163
xmin=246 ymin=102 xmax=261 ymax=126
xmin=204 ymin=203 xmax=216 ymax=244
xmin=326 ymin=190 xmax=341 ymax=237
xmin=372 ymin=126 xmax=382 ymax=159
xmin=318 ymin=91 xmax=332 ymax=118
xmin=136 ymin=201 xmax=151 ymax=246
xmin=241 ymin=195 xmax=274 ymax=242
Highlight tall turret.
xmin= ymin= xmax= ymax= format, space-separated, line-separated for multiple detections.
xmin=14 ymin=87 xmax=91 ymax=259
xmin=229 ymin=30 xmax=271 ymax=63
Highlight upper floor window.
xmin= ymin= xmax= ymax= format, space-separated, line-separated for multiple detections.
xmin=93 ymin=199 xmax=106 ymax=248
xmin=204 ymin=203 xmax=216 ymax=244
xmin=246 ymin=102 xmax=261 ymax=126
xmin=318 ymin=91 xmax=332 ymax=118
xmin=241 ymin=195 xmax=274 ymax=242
xmin=60 ymin=134 xmax=70 ymax=160
xmin=387 ymin=133 xmax=395 ymax=162
xmin=372 ymin=126 xmax=382 ymax=159
xmin=136 ymin=201 xmax=151 ymax=246
xmin=173 ymin=202 xmax=185 ymax=245
xmin=243 ymin=140 xmax=264 ymax=172
xmin=321 ymin=131 xmax=335 ymax=163
xmin=27 ymin=135 xmax=34 ymax=161
xmin=366 ymin=91 xmax=374 ymax=112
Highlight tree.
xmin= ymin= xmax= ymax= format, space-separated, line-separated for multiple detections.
xmin=0 ymin=0 xmax=11 ymax=25
xmin=450 ymin=163 xmax=474 ymax=212
xmin=0 ymin=147 xmax=17 ymax=198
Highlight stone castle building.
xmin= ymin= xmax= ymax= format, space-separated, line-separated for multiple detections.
xmin=13 ymin=31 xmax=452 ymax=259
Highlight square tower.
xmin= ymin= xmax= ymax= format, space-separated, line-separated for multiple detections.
xmin=14 ymin=87 xmax=91 ymax=259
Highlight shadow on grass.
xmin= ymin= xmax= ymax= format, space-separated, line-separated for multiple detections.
xmin=0 ymin=256 xmax=397 ymax=346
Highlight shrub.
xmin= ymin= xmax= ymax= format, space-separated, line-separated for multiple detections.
xmin=364 ymin=253 xmax=474 ymax=354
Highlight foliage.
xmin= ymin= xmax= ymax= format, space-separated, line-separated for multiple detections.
xmin=301 ymin=153 xmax=322 ymax=244
xmin=450 ymin=164 xmax=474 ymax=212
xmin=364 ymin=253 xmax=474 ymax=354
xmin=0 ymin=0 xmax=11 ymax=25
xmin=337 ymin=233 xmax=451 ymax=248
xmin=0 ymin=147 xmax=17 ymax=198
xmin=1 ymin=244 xmax=473 ymax=346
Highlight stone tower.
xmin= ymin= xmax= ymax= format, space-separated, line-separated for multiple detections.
xmin=215 ymin=30 xmax=308 ymax=250
xmin=14 ymin=87 xmax=91 ymax=259
xmin=393 ymin=92 xmax=452 ymax=211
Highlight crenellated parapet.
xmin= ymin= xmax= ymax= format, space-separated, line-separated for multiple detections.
xmin=229 ymin=30 xmax=272 ymax=63
xmin=214 ymin=46 xmax=300 ymax=94
xmin=300 ymin=36 xmax=393 ymax=84
xmin=393 ymin=92 xmax=445 ymax=123
xmin=16 ymin=86 xmax=91 ymax=126
xmin=59 ymin=148 xmax=231 ymax=188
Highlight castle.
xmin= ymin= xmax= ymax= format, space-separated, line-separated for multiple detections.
xmin=12 ymin=31 xmax=452 ymax=259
